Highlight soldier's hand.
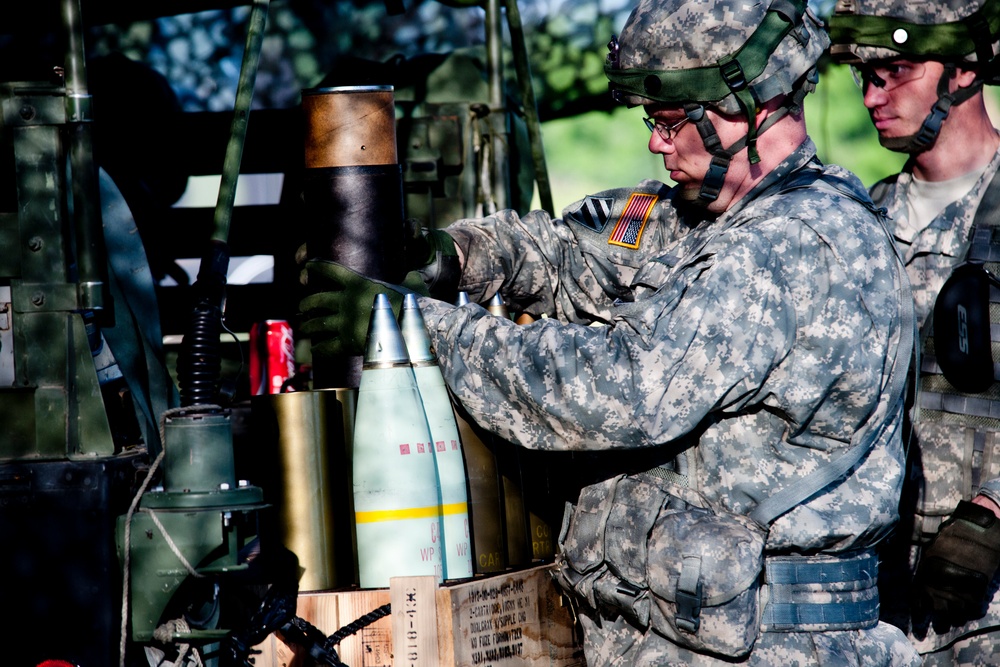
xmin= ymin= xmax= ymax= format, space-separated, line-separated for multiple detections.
xmin=913 ymin=499 xmax=1000 ymax=623
xmin=298 ymin=223 xmax=458 ymax=296
xmin=298 ymin=260 xmax=428 ymax=359
xmin=403 ymin=222 xmax=461 ymax=302
xmin=403 ymin=219 xmax=458 ymax=270
xmin=295 ymin=221 xmax=455 ymax=271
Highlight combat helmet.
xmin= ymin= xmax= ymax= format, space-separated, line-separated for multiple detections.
xmin=828 ymin=0 xmax=1000 ymax=152
xmin=605 ymin=0 xmax=829 ymax=202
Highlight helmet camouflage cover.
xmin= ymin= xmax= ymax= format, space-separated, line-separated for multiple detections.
xmin=605 ymin=0 xmax=829 ymax=114
xmin=828 ymin=0 xmax=1000 ymax=65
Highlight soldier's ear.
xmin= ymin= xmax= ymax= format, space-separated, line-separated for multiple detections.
xmin=953 ymin=66 xmax=980 ymax=90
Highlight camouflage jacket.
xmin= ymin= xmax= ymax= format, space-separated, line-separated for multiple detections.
xmin=871 ymin=146 xmax=1000 ymax=651
xmin=418 ymin=139 xmax=911 ymax=556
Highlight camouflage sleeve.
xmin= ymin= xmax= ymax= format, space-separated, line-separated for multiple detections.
xmin=417 ymin=220 xmax=797 ymax=452
xmin=444 ymin=181 xmax=675 ymax=324
xmin=445 ymin=207 xmax=596 ymax=321
xmin=979 ymin=478 xmax=1000 ymax=507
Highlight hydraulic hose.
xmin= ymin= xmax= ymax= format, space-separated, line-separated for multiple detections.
xmin=177 ymin=0 xmax=270 ymax=406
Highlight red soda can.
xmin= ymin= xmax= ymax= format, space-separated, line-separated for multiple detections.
xmin=249 ymin=320 xmax=295 ymax=395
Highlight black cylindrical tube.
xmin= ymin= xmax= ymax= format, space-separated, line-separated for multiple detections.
xmin=301 ymin=85 xmax=405 ymax=389
xmin=302 ymin=165 xmax=406 ymax=284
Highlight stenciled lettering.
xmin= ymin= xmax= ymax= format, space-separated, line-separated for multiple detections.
xmin=958 ymin=304 xmax=969 ymax=354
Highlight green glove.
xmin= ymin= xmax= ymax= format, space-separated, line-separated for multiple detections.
xmin=404 ymin=222 xmax=458 ymax=269
xmin=299 ymin=260 xmax=428 ymax=359
xmin=404 ymin=225 xmax=461 ymax=301
xmin=296 ymin=223 xmax=456 ymax=288
xmin=913 ymin=499 xmax=1000 ymax=623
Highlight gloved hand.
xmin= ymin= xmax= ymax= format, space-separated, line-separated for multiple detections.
xmin=404 ymin=222 xmax=461 ymax=301
xmin=913 ymin=499 xmax=1000 ymax=623
xmin=297 ymin=223 xmax=459 ymax=297
xmin=298 ymin=260 xmax=428 ymax=359
xmin=404 ymin=220 xmax=459 ymax=270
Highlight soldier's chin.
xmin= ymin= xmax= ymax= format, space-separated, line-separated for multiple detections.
xmin=878 ymin=133 xmax=924 ymax=154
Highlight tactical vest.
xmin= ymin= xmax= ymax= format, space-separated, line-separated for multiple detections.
xmin=888 ymin=171 xmax=1000 ymax=540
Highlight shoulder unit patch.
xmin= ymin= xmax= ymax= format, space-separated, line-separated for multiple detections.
xmin=609 ymin=193 xmax=657 ymax=249
xmin=571 ymin=195 xmax=614 ymax=232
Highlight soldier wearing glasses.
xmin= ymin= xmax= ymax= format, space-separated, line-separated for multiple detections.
xmin=829 ymin=0 xmax=1000 ymax=664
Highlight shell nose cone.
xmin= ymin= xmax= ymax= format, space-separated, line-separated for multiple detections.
xmin=363 ymin=293 xmax=411 ymax=366
xmin=400 ymin=293 xmax=435 ymax=363
xmin=486 ymin=292 xmax=510 ymax=319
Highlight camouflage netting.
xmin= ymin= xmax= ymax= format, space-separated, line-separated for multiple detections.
xmin=4 ymin=0 xmax=837 ymax=118
xmin=72 ymin=0 xmax=633 ymax=118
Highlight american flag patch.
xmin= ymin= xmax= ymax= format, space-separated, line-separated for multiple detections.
xmin=608 ymin=193 xmax=657 ymax=249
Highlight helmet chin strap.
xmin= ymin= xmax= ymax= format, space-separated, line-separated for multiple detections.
xmin=690 ymin=70 xmax=815 ymax=203
xmin=684 ymin=104 xmax=727 ymax=203
xmin=689 ymin=104 xmax=789 ymax=203
xmin=891 ymin=65 xmax=984 ymax=154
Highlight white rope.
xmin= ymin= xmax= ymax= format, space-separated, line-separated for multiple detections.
xmin=143 ymin=507 xmax=207 ymax=578
xmin=118 ymin=405 xmax=222 ymax=667
xmin=153 ymin=618 xmax=205 ymax=667
xmin=152 ymin=618 xmax=205 ymax=667
xmin=119 ymin=447 xmax=166 ymax=667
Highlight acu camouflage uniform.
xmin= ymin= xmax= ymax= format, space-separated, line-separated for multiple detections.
xmin=872 ymin=148 xmax=1000 ymax=665
xmin=827 ymin=0 xmax=1000 ymax=662
xmin=416 ymin=138 xmax=919 ymax=666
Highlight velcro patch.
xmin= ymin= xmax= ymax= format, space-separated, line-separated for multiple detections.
xmin=571 ymin=195 xmax=614 ymax=232
xmin=609 ymin=193 xmax=657 ymax=249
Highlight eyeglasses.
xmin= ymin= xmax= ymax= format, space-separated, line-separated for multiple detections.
xmin=851 ymin=61 xmax=927 ymax=92
xmin=644 ymin=115 xmax=690 ymax=141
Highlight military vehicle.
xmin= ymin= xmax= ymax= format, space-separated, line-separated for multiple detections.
xmin=0 ymin=0 xmax=568 ymax=664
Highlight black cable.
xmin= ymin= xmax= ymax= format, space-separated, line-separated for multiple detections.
xmin=325 ymin=603 xmax=392 ymax=648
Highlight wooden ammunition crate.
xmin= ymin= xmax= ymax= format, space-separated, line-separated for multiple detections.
xmin=252 ymin=563 xmax=584 ymax=666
